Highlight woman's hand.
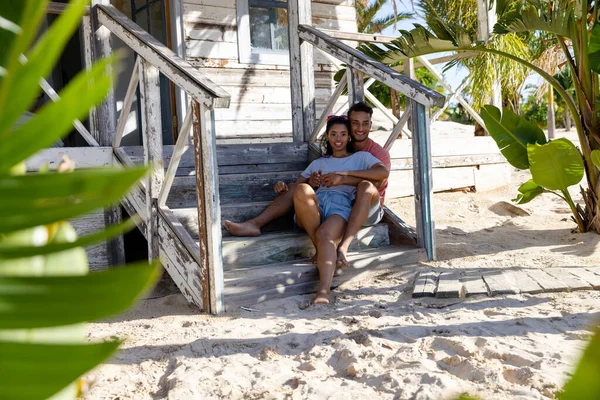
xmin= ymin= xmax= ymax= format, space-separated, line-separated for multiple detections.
xmin=274 ymin=181 xmax=288 ymax=194
xmin=322 ymin=172 xmax=344 ymax=187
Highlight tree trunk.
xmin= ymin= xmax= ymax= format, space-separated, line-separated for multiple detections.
xmin=564 ymin=106 xmax=571 ymax=132
xmin=547 ymin=86 xmax=555 ymax=139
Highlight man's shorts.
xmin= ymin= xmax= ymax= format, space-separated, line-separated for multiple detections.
xmin=363 ymin=201 xmax=384 ymax=226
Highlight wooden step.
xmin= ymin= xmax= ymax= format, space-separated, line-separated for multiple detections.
xmin=172 ymin=202 xmax=294 ymax=236
xmin=221 ymin=224 xmax=390 ymax=267
xmin=224 ymin=245 xmax=425 ymax=308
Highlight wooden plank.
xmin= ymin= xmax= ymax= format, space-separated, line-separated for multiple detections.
xmin=544 ymin=268 xmax=592 ymax=291
xmin=412 ymin=270 xmax=438 ymax=298
xmin=391 ymin=153 xmax=508 ymax=170
xmin=298 ymin=25 xmax=445 ymax=108
xmin=122 ymin=143 xmax=309 ymax=168
xmin=80 ymin=14 xmax=98 ymax=141
xmin=70 ymin=211 xmax=108 ymax=271
xmin=436 ymin=271 xmax=463 ymax=298
xmin=192 ymin=101 xmax=225 ymax=314
xmin=481 ymin=270 xmax=519 ymax=295
xmin=113 ymin=61 xmax=139 ymax=148
xmin=524 ymin=269 xmax=567 ymax=293
xmin=568 ymin=268 xmax=600 ymax=289
xmin=383 ymin=104 xmax=411 ymax=150
xmin=225 ymin=246 xmax=425 ymax=306
xmin=311 ymin=17 xmax=357 ymax=32
xmin=25 ymin=147 xmax=113 ymax=171
xmin=184 ymin=23 xmax=238 ymax=42
xmin=318 ymin=29 xmax=396 ymax=43
xmin=47 ymin=1 xmax=90 ymax=14
xmin=213 ymin=104 xmax=292 ymax=121
xmin=412 ymin=103 xmax=435 ymax=260
xmin=159 ymin=107 xmax=193 ymax=207
xmin=157 ymin=213 xmax=205 ymax=309
xmin=510 ymin=270 xmax=544 ymax=294
xmin=185 ymin=40 xmax=238 ymax=59
xmin=216 ymin=119 xmax=293 ymax=136
xmin=347 ymin=67 xmax=364 ymax=105
xmin=389 ymin=136 xmax=502 ymax=158
xmin=461 ymin=270 xmax=489 ymax=297
xmin=312 ymin=3 xmax=356 ymax=21
xmin=220 ymin=225 xmax=389 ymax=267
xmin=139 ymin=59 xmax=164 ymax=261
xmin=97 ymin=4 xmax=230 ymax=108
xmin=183 ymin=0 xmax=235 ymax=8
xmin=183 ymin=4 xmax=237 ymax=26
xmin=309 ymin=70 xmax=347 ymax=143
xmin=381 ymin=205 xmax=417 ymax=245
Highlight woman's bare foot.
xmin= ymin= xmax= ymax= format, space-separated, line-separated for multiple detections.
xmin=313 ymin=291 xmax=330 ymax=304
xmin=223 ymin=220 xmax=261 ymax=237
xmin=336 ymin=249 xmax=349 ymax=268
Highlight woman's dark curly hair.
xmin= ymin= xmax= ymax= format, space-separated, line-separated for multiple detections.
xmin=321 ymin=116 xmax=352 ymax=155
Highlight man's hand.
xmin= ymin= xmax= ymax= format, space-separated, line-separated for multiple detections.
xmin=274 ymin=181 xmax=288 ymax=194
xmin=322 ymin=172 xmax=344 ymax=187
xmin=308 ymin=169 xmax=322 ymax=189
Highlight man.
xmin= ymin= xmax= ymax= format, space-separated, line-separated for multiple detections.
xmin=223 ymin=102 xmax=391 ymax=266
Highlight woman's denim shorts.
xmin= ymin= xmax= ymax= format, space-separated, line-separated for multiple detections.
xmin=316 ymin=191 xmax=353 ymax=222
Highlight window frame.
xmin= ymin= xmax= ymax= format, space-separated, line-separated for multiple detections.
xmin=236 ymin=0 xmax=290 ymax=65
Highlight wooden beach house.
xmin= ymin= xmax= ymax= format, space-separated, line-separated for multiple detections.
xmin=33 ymin=0 xmax=508 ymax=314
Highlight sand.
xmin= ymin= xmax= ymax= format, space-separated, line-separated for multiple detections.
xmin=83 ymin=124 xmax=600 ymax=400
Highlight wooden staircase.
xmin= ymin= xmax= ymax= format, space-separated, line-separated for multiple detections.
xmin=124 ymin=145 xmax=425 ymax=308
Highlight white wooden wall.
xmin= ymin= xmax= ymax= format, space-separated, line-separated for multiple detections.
xmin=183 ymin=0 xmax=356 ymax=143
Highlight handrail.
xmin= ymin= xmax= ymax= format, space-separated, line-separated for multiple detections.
xmin=96 ymin=4 xmax=230 ymax=109
xmin=298 ymin=24 xmax=445 ymax=108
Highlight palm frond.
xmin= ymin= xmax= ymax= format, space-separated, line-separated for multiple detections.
xmin=494 ymin=0 xmax=578 ymax=39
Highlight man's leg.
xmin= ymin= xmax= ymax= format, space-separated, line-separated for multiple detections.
xmin=336 ymin=181 xmax=380 ymax=267
xmin=224 ymin=183 xmax=298 ymax=237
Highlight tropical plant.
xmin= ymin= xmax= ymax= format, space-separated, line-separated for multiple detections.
xmin=356 ymin=0 xmax=412 ymax=34
xmin=0 ymin=1 xmax=159 ymax=399
xmin=368 ymin=0 xmax=600 ymax=233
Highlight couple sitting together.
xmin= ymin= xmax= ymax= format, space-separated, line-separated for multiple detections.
xmin=224 ymin=102 xmax=391 ymax=304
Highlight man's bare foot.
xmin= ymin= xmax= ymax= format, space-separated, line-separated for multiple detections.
xmin=309 ymin=252 xmax=318 ymax=264
xmin=313 ymin=291 xmax=330 ymax=304
xmin=223 ymin=220 xmax=261 ymax=237
xmin=336 ymin=249 xmax=349 ymax=268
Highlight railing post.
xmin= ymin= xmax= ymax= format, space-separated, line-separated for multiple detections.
xmin=411 ymin=103 xmax=435 ymax=260
xmin=192 ymin=100 xmax=225 ymax=314
xmin=138 ymin=59 xmax=164 ymax=261
xmin=90 ymin=1 xmax=126 ymax=266
xmin=288 ymin=0 xmax=316 ymax=143
xmin=347 ymin=67 xmax=364 ymax=105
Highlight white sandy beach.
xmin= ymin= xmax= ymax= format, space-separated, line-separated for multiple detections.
xmin=83 ymin=122 xmax=600 ymax=400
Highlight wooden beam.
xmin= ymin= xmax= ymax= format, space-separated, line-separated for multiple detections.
xmin=347 ymin=67 xmax=364 ymax=105
xmin=309 ymin=71 xmax=347 ymax=143
xmin=192 ymin=101 xmax=225 ymax=314
xmin=288 ymin=0 xmax=316 ymax=142
xmin=80 ymin=14 xmax=99 ymax=142
xmin=412 ymin=103 xmax=435 ymax=260
xmin=159 ymin=105 xmax=193 ymax=207
xmin=416 ymin=56 xmax=485 ymax=130
xmin=26 ymin=147 xmax=113 ymax=171
xmin=113 ymin=60 xmax=139 ymax=148
xmin=96 ymin=4 xmax=230 ymax=109
xmin=139 ymin=59 xmax=164 ymax=261
xmin=431 ymin=79 xmax=468 ymax=122
xmin=384 ymin=104 xmax=412 ymax=150
xmin=47 ymin=2 xmax=90 ymax=15
xmin=298 ymin=25 xmax=445 ymax=108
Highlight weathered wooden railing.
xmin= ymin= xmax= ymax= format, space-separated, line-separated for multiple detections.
xmin=89 ymin=4 xmax=231 ymax=313
xmin=287 ymin=0 xmax=446 ymax=259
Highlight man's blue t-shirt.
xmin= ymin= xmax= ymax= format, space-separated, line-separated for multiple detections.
xmin=301 ymin=151 xmax=382 ymax=199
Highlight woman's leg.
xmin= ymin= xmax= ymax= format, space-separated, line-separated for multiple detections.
xmin=293 ymin=183 xmax=321 ymax=247
xmin=313 ymin=214 xmax=347 ymax=304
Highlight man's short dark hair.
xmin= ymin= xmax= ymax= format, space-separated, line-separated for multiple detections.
xmin=347 ymin=101 xmax=373 ymax=117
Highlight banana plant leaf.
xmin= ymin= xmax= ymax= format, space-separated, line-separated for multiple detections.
xmin=0 ymin=167 xmax=147 ymax=234
xmin=588 ymin=25 xmax=600 ymax=74
xmin=0 ymin=0 xmax=88 ymax=137
xmin=0 ymin=340 xmax=120 ymax=400
xmin=592 ymin=150 xmax=600 ymax=169
xmin=559 ymin=330 xmax=600 ymax=399
xmin=493 ymin=0 xmax=577 ymax=39
xmin=512 ymin=179 xmax=545 ymax=204
xmin=480 ymin=105 xmax=547 ymax=170
xmin=0 ymin=262 xmax=159 ymax=330
xmin=527 ymin=138 xmax=584 ymax=191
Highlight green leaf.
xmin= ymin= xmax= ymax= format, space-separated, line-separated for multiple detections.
xmin=480 ymin=105 xmax=547 ymax=169
xmin=589 ymin=24 xmax=600 ymax=74
xmin=0 ymin=217 xmax=140 ymax=260
xmin=493 ymin=1 xmax=577 ymax=39
xmin=591 ymin=150 xmax=600 ymax=170
xmin=0 ymin=262 xmax=160 ymax=330
xmin=0 ymin=167 xmax=148 ymax=234
xmin=0 ymin=340 xmax=120 ymax=400
xmin=528 ymin=138 xmax=584 ymax=191
xmin=559 ymin=330 xmax=600 ymax=400
xmin=0 ymin=0 xmax=88 ymax=136
xmin=0 ymin=56 xmax=114 ymax=172
xmin=512 ymin=179 xmax=545 ymax=204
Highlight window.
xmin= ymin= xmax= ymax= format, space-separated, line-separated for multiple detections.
xmin=237 ymin=0 xmax=290 ymax=65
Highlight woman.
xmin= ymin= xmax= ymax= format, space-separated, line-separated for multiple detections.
xmin=274 ymin=116 xmax=388 ymax=304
